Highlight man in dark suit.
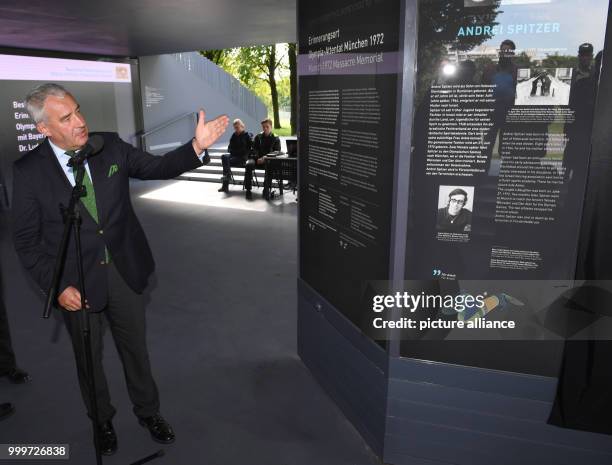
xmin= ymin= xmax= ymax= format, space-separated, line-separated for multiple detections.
xmin=12 ymin=83 xmax=228 ymax=455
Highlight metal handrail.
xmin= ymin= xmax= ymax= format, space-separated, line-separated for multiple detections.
xmin=139 ymin=111 xmax=197 ymax=148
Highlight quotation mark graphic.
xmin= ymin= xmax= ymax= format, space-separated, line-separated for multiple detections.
xmin=432 ymin=269 xmax=442 ymax=276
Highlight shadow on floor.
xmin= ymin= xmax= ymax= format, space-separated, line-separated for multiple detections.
xmin=0 ymin=180 xmax=380 ymax=465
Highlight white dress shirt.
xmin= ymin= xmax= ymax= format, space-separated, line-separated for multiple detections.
xmin=48 ymin=138 xmax=93 ymax=187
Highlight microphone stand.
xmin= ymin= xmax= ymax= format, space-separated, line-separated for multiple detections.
xmin=43 ymin=154 xmax=103 ymax=465
xmin=43 ymin=153 xmax=163 ymax=465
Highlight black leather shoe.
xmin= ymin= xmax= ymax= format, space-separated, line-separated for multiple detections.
xmin=218 ymin=182 xmax=229 ymax=193
xmin=97 ymin=421 xmax=117 ymax=456
xmin=245 ymin=190 xmax=253 ymax=200
xmin=0 ymin=403 xmax=15 ymax=421
xmin=2 ymin=368 xmax=30 ymax=384
xmin=139 ymin=414 xmax=175 ymax=444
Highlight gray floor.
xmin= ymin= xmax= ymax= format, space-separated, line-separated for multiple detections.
xmin=0 ymin=179 xmax=381 ymax=465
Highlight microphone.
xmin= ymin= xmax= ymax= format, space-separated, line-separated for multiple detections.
xmin=67 ymin=134 xmax=104 ymax=167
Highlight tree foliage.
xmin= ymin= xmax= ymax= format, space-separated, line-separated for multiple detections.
xmin=416 ymin=0 xmax=501 ymax=103
xmin=288 ymin=43 xmax=298 ymax=135
xmin=200 ymin=44 xmax=293 ymax=132
xmin=513 ymin=52 xmax=532 ymax=69
xmin=232 ymin=45 xmax=285 ymax=128
xmin=541 ymin=54 xmax=578 ymax=69
xmin=200 ymin=49 xmax=229 ymax=67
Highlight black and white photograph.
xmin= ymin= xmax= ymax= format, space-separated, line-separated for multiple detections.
xmin=436 ymin=185 xmax=475 ymax=233
xmin=514 ymin=67 xmax=572 ymax=105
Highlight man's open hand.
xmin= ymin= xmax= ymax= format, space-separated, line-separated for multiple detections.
xmin=58 ymin=286 xmax=89 ymax=311
xmin=193 ymin=109 xmax=229 ymax=153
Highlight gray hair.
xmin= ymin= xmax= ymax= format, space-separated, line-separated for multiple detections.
xmin=25 ymin=83 xmax=69 ymax=123
xmin=233 ymin=118 xmax=245 ymax=128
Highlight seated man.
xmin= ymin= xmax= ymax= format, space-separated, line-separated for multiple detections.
xmin=219 ymin=118 xmax=252 ymax=192
xmin=244 ymin=118 xmax=280 ymax=200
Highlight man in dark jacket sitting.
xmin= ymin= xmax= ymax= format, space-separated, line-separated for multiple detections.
xmin=244 ymin=118 xmax=280 ymax=200
xmin=219 ymin=118 xmax=252 ymax=192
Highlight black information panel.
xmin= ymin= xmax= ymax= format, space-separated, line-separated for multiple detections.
xmin=402 ymin=0 xmax=609 ymax=372
xmin=298 ymin=0 xmax=401 ymax=326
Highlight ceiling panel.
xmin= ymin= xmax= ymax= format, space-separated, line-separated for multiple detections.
xmin=0 ymin=0 xmax=296 ymax=57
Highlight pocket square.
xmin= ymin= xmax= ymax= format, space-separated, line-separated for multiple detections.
xmin=108 ymin=164 xmax=119 ymax=177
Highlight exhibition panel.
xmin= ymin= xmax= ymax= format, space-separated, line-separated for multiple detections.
xmin=298 ymin=0 xmax=612 ymax=463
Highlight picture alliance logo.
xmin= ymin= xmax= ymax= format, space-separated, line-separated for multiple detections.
xmin=432 ymin=269 xmax=456 ymax=279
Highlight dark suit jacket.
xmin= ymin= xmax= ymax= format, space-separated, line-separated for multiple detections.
xmin=436 ymin=207 xmax=472 ymax=233
xmin=12 ymin=132 xmax=204 ymax=311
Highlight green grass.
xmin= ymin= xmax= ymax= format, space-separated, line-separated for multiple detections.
xmin=275 ymin=127 xmax=294 ymax=137
xmin=274 ymin=118 xmax=295 ymax=137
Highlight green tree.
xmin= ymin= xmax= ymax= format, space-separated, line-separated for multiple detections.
xmin=200 ymin=49 xmax=230 ymax=67
xmin=513 ymin=51 xmax=532 ymax=68
xmin=288 ymin=43 xmax=298 ymax=135
xmin=200 ymin=45 xmax=293 ymax=133
xmin=541 ymin=54 xmax=578 ymax=69
xmin=236 ymin=45 xmax=285 ymax=129
xmin=277 ymin=76 xmax=291 ymax=111
xmin=416 ymin=0 xmax=501 ymax=104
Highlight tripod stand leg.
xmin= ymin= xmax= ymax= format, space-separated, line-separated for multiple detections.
xmin=81 ymin=319 xmax=103 ymax=465
xmin=130 ymin=449 xmax=165 ymax=465
xmin=73 ymin=218 xmax=104 ymax=465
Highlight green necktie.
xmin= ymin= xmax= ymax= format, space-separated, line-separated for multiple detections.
xmin=66 ymin=151 xmax=110 ymax=263
xmin=66 ymin=150 xmax=99 ymax=222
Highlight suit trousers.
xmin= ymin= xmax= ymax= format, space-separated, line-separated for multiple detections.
xmin=62 ymin=262 xmax=160 ymax=424
xmin=244 ymin=159 xmax=269 ymax=193
xmin=221 ymin=154 xmax=245 ymax=178
xmin=0 ymin=294 xmax=17 ymax=374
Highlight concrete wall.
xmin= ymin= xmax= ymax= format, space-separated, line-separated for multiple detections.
xmin=138 ymin=53 xmax=267 ymax=154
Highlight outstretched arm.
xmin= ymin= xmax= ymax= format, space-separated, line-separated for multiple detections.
xmin=127 ymin=109 xmax=229 ymax=180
